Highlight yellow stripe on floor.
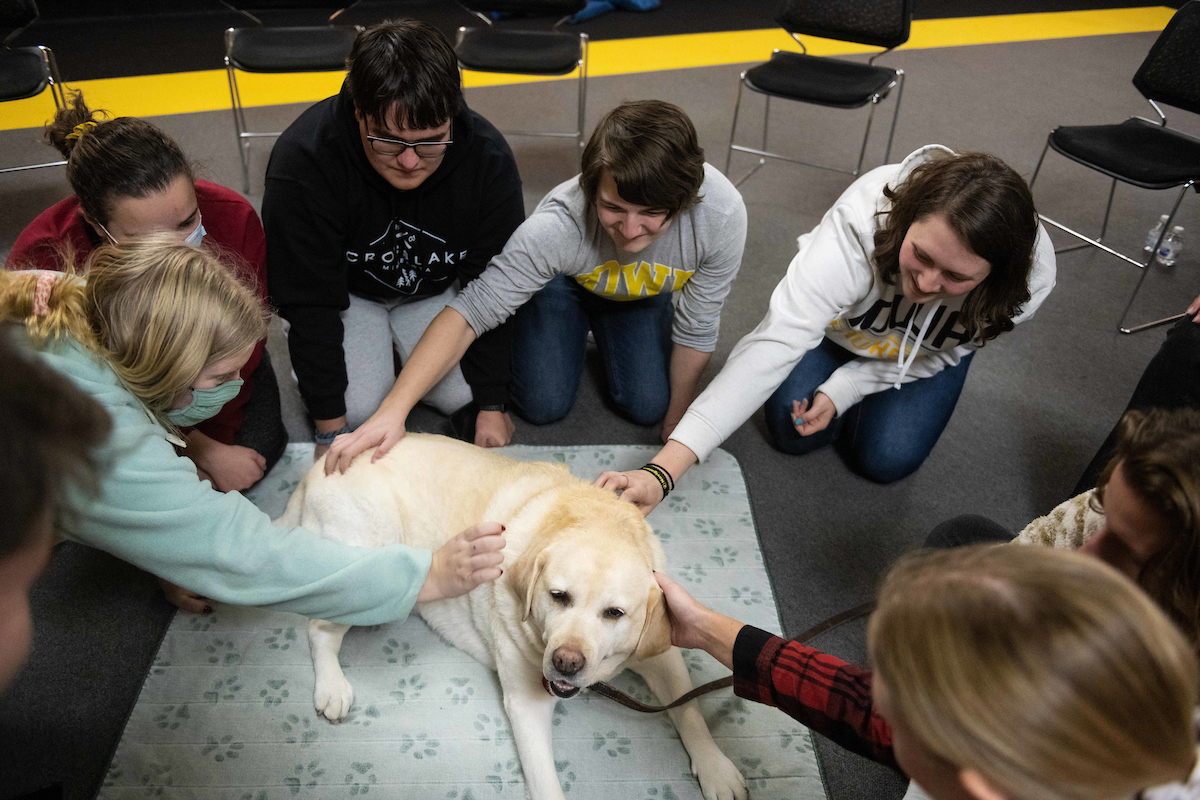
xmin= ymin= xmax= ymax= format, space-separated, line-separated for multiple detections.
xmin=0 ymin=6 xmax=1175 ymax=132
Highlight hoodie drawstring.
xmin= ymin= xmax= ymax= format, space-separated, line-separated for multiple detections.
xmin=895 ymin=299 xmax=942 ymax=390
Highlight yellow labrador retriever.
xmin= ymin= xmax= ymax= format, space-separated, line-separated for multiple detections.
xmin=276 ymin=433 xmax=747 ymax=800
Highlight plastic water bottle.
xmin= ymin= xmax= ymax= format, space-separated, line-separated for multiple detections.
xmin=1156 ymin=226 xmax=1185 ymax=267
xmin=1145 ymin=214 xmax=1170 ymax=252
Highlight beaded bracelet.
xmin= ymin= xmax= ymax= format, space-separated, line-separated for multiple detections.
xmin=314 ymin=424 xmax=352 ymax=446
xmin=639 ymin=462 xmax=675 ymax=499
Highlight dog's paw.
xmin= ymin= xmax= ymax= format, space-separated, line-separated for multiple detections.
xmin=313 ymin=672 xmax=354 ymax=722
xmin=694 ymin=750 xmax=748 ymax=800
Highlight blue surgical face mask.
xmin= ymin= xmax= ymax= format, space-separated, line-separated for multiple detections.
xmin=184 ymin=216 xmax=206 ymax=247
xmin=165 ymin=378 xmax=243 ymax=427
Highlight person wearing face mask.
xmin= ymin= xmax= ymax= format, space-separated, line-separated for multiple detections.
xmin=0 ymin=238 xmax=506 ymax=624
xmin=655 ymin=544 xmax=1198 ymax=800
xmin=5 ymin=90 xmax=284 ymax=496
xmin=322 ymin=100 xmax=747 ymax=475
xmin=595 ymin=147 xmax=1056 ymax=512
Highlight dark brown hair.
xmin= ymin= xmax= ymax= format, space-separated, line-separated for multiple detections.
xmin=45 ymin=90 xmax=194 ymax=227
xmin=580 ymin=100 xmax=705 ymax=219
xmin=872 ymin=151 xmax=1039 ymax=343
xmin=0 ymin=327 xmax=111 ymax=557
xmin=1094 ymin=407 xmax=1200 ymax=650
xmin=346 ymin=18 xmax=462 ymax=131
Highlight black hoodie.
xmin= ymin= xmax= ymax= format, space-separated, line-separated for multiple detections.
xmin=263 ymin=81 xmax=524 ymax=420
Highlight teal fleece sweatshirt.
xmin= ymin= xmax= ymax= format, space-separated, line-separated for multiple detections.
xmin=38 ymin=336 xmax=431 ymax=626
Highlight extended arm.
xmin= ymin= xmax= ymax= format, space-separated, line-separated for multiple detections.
xmin=661 ymin=344 xmax=712 ymax=442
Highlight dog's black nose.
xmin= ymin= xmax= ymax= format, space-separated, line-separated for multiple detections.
xmin=552 ymin=647 xmax=586 ymax=676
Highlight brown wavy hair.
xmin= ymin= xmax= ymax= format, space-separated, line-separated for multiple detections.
xmin=1094 ymin=407 xmax=1200 ymax=651
xmin=580 ymin=100 xmax=705 ymax=219
xmin=872 ymin=151 xmax=1039 ymax=343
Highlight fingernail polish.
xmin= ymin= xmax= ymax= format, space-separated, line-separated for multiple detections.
xmin=203 ymin=606 xmax=213 ymax=614
xmin=500 ymin=525 xmax=506 ymax=532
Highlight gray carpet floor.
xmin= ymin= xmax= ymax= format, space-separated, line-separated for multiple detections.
xmin=3 ymin=28 xmax=1199 ymax=800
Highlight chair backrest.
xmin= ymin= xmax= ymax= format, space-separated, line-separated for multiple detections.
xmin=1133 ymin=0 xmax=1200 ymax=116
xmin=459 ymin=0 xmax=585 ymax=16
xmin=0 ymin=0 xmax=37 ymax=46
xmin=776 ymin=0 xmax=911 ymax=50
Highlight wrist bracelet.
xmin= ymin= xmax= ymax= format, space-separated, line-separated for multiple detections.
xmin=314 ymin=424 xmax=352 ymax=446
xmin=639 ymin=462 xmax=675 ymax=498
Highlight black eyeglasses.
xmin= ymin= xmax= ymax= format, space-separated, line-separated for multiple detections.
xmin=365 ymin=121 xmax=453 ymax=158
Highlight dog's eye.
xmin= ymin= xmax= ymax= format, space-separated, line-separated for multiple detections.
xmin=603 ymin=607 xmax=624 ymax=620
xmin=549 ymin=590 xmax=570 ymax=605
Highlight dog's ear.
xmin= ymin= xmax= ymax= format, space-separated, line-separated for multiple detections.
xmin=634 ymin=583 xmax=671 ymax=661
xmin=507 ymin=549 xmax=546 ymax=622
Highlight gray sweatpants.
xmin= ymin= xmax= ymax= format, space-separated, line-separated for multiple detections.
xmin=341 ymin=286 xmax=473 ymax=429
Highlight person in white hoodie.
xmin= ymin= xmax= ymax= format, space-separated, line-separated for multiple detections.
xmin=599 ymin=145 xmax=1057 ymax=507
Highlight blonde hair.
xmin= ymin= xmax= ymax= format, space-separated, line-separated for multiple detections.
xmin=868 ymin=544 xmax=1198 ymax=800
xmin=0 ymin=236 xmax=268 ymax=428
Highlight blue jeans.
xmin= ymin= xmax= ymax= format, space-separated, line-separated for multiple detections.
xmin=511 ymin=275 xmax=674 ymax=425
xmin=763 ymin=337 xmax=974 ymax=484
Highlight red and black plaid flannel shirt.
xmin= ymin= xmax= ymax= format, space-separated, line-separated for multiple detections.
xmin=732 ymin=625 xmax=900 ymax=771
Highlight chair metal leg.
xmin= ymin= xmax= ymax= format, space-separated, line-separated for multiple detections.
xmin=732 ymin=91 xmax=771 ymax=188
xmin=1029 ymin=138 xmax=1051 ymax=189
xmin=576 ymin=34 xmax=589 ymax=158
xmin=882 ymin=69 xmax=904 ymax=164
xmin=1055 ymin=176 xmax=1120 ymax=255
xmin=1117 ymin=182 xmax=1191 ymax=333
xmin=226 ymin=61 xmax=252 ymax=194
xmin=855 ymin=94 xmax=881 ymax=176
xmin=724 ymin=76 xmax=746 ymax=176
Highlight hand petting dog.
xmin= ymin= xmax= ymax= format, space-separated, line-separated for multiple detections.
xmin=417 ymin=522 xmax=507 ymax=602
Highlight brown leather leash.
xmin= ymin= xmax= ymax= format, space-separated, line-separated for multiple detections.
xmin=587 ymin=600 xmax=877 ymax=713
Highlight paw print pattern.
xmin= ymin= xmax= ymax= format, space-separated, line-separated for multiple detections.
xmin=677 ymin=564 xmax=708 ymax=584
xmin=643 ymin=786 xmax=680 ymax=800
xmin=276 ymin=477 xmax=300 ymax=494
xmin=188 ymin=611 xmax=217 ymax=632
xmin=200 ymin=734 xmax=243 ymax=762
xmin=592 ymin=730 xmax=633 ymax=758
xmin=553 ymin=759 xmax=575 ymax=793
xmin=445 ymin=676 xmax=475 ymax=705
xmin=389 ymin=673 xmax=427 ymax=703
xmin=152 ymin=703 xmax=190 ymax=730
xmin=651 ymin=526 xmax=672 ymax=541
xmin=591 ymin=449 xmax=615 ymax=467
xmin=665 ymin=495 xmax=691 ymax=513
xmin=205 ymin=637 xmax=241 ymax=666
xmin=700 ymin=479 xmax=730 ymax=496
xmin=281 ymin=713 xmax=321 ymax=747
xmin=739 ymin=757 xmax=772 ymax=790
xmin=681 ymin=649 xmax=708 ymax=677
xmin=265 ymin=627 xmax=297 ymax=651
xmin=485 ymin=758 xmax=524 ymax=792
xmin=345 ymin=704 xmax=381 ymax=727
xmin=343 ymin=762 xmax=376 ymax=796
xmin=260 ymin=678 xmax=290 ymax=707
xmin=203 ymin=675 xmax=242 ymax=703
xmin=692 ymin=518 xmax=725 ymax=538
xmin=381 ymin=638 xmax=415 ymax=665
xmin=135 ymin=762 xmax=173 ymax=796
xmin=398 ymin=733 xmax=440 ymax=760
xmin=550 ymin=452 xmax=578 ymax=465
xmin=730 ymin=586 xmax=764 ymax=606
xmin=779 ymin=727 xmax=815 ymax=756
xmin=472 ymin=713 xmax=513 ymax=745
xmin=238 ymin=792 xmax=269 ymax=800
xmin=283 ymin=760 xmax=325 ymax=796
xmin=708 ymin=546 xmax=739 ymax=567
xmin=715 ymin=698 xmax=752 ymax=727
xmin=552 ymin=702 xmax=568 ymax=727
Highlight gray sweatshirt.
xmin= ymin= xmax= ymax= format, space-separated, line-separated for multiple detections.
xmin=450 ymin=163 xmax=747 ymax=352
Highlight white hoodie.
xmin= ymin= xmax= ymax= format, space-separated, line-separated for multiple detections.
xmin=672 ymin=145 xmax=1057 ymax=463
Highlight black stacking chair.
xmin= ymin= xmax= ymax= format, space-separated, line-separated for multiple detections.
xmin=223 ymin=0 xmax=361 ymax=192
xmin=0 ymin=0 xmax=66 ymax=175
xmin=455 ymin=0 xmax=588 ymax=155
xmin=1030 ymin=1 xmax=1200 ymax=334
xmin=725 ymin=0 xmax=911 ymax=188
